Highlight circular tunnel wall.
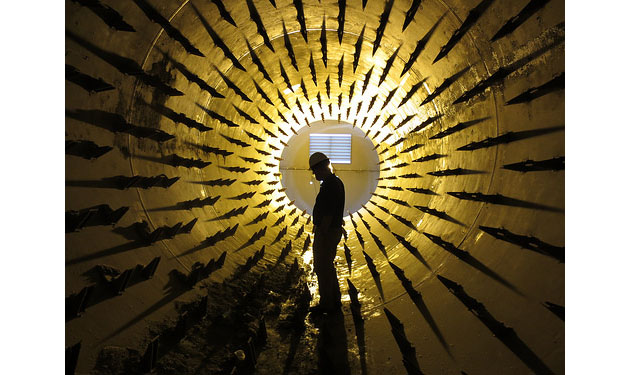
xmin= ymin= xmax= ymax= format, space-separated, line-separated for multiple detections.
xmin=65 ymin=0 xmax=565 ymax=373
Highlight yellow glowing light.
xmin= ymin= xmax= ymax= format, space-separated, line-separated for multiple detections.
xmin=399 ymin=73 xmax=410 ymax=87
xmin=474 ymin=231 xmax=484 ymax=243
xmin=283 ymin=84 xmax=301 ymax=95
xmin=302 ymin=246 xmax=313 ymax=265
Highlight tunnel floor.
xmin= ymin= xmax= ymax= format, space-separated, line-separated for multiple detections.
xmin=90 ymin=252 xmax=366 ymax=375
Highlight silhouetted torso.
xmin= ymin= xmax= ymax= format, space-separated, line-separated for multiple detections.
xmin=313 ymin=174 xmax=345 ymax=228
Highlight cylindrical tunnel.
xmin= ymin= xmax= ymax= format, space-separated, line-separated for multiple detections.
xmin=65 ymin=0 xmax=565 ymax=373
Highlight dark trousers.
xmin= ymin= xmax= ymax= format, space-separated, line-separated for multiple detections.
xmin=313 ymin=226 xmax=343 ymax=309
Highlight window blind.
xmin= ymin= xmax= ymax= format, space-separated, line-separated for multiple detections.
xmin=309 ymin=133 xmax=352 ymax=164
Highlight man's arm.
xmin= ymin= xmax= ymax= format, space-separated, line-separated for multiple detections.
xmin=315 ymin=214 xmax=334 ymax=236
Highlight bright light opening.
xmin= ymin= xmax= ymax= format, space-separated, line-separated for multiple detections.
xmin=309 ymin=133 xmax=352 ymax=164
xmin=283 ymin=84 xmax=301 ymax=95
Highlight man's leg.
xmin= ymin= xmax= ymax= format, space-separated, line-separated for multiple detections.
xmin=313 ymin=228 xmax=342 ymax=310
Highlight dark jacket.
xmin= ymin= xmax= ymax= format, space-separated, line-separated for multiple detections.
xmin=313 ymin=174 xmax=345 ymax=228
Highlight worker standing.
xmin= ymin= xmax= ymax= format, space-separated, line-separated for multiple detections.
xmin=308 ymin=152 xmax=345 ymax=315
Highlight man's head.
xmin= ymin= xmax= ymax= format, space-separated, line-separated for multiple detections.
xmin=309 ymin=152 xmax=332 ymax=181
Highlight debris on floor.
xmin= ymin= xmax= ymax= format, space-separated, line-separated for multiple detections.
xmin=94 ymin=254 xmax=319 ymax=374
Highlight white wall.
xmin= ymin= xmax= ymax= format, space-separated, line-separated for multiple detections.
xmin=279 ymin=120 xmax=380 ymax=216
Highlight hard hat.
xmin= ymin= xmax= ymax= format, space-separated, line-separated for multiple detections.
xmin=309 ymin=152 xmax=329 ymax=169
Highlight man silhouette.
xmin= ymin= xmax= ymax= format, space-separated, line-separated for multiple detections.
xmin=308 ymin=152 xmax=345 ymax=314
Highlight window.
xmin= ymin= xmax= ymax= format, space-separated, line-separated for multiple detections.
xmin=309 ymin=133 xmax=352 ymax=164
